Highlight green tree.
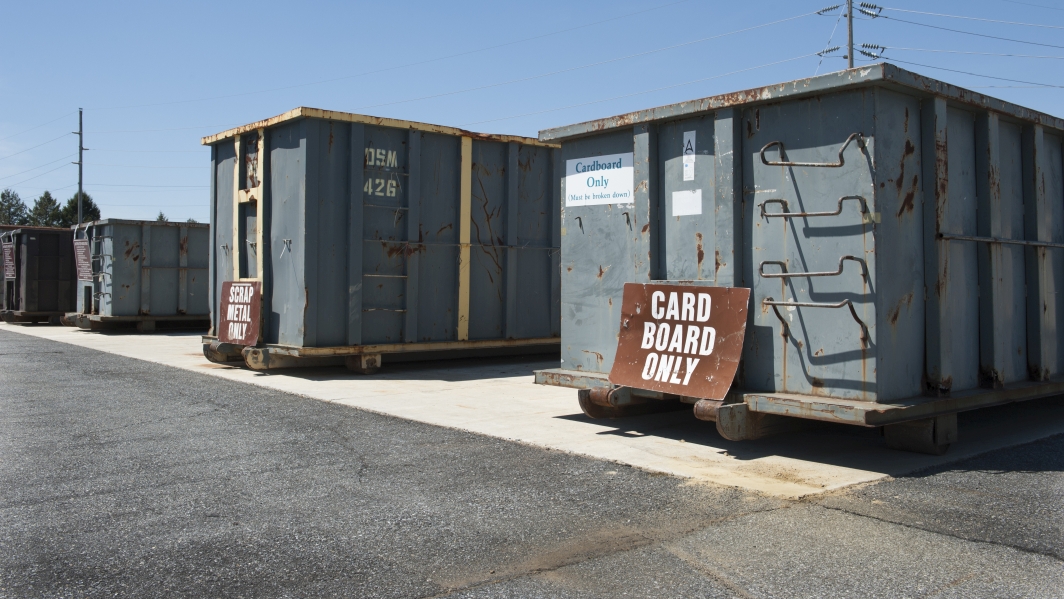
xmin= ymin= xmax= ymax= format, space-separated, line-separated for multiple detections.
xmin=0 ymin=188 xmax=29 ymax=225
xmin=186 ymin=217 xmax=198 ymax=224
xmin=59 ymin=192 xmax=102 ymax=227
xmin=156 ymin=211 xmax=168 ymax=222
xmin=28 ymin=191 xmax=62 ymax=227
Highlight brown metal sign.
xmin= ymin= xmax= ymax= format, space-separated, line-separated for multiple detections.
xmin=73 ymin=238 xmax=93 ymax=282
xmin=609 ymin=283 xmax=751 ymax=400
xmin=218 ymin=281 xmax=261 ymax=346
xmin=1 ymin=242 xmax=14 ymax=279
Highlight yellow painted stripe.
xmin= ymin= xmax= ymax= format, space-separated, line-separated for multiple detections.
xmin=457 ymin=136 xmax=472 ymax=341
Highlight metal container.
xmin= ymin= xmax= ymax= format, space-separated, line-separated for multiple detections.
xmin=201 ymin=108 xmax=560 ymax=371
xmin=67 ymin=219 xmax=210 ymax=331
xmin=534 ymin=63 xmax=1064 ymax=453
xmin=0 ymin=227 xmax=76 ymax=323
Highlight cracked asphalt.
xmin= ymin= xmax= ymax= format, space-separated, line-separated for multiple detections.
xmin=1 ymin=330 xmax=1062 ymax=598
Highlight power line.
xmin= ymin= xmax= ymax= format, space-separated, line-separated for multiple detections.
xmin=0 ymin=133 xmax=73 ymax=162
xmin=878 ymin=47 xmax=1064 ymax=59
xmin=6 ymin=163 xmax=74 ymax=187
xmin=464 ymin=52 xmax=821 ymax=127
xmin=0 ymin=154 xmax=78 ymax=182
xmin=815 ymin=11 xmax=845 ymax=75
xmin=880 ymin=7 xmax=1064 ymax=30
xmin=861 ymin=56 xmax=1064 ymax=88
xmin=997 ymin=0 xmax=1064 ymax=12
xmin=88 ymin=124 xmax=237 ymax=133
xmin=0 ymin=112 xmax=76 ymax=142
xmin=87 ymin=184 xmax=208 ymax=188
xmin=85 ymin=163 xmax=204 ymax=169
xmin=87 ymin=0 xmax=694 ymax=112
xmin=350 ymin=10 xmax=823 ymax=114
xmin=858 ymin=5 xmax=1064 ymax=49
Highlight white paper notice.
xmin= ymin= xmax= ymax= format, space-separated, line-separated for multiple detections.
xmin=565 ymin=152 xmax=634 ymax=206
xmin=682 ymin=131 xmax=696 ymax=181
xmin=672 ymin=189 xmax=702 ymax=216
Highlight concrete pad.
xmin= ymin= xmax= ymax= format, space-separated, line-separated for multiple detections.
xmin=5 ymin=323 xmax=1064 ymax=499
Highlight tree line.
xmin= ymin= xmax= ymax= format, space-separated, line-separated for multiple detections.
xmin=0 ymin=188 xmax=101 ymax=227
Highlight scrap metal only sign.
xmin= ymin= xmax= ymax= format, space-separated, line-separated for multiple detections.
xmin=218 ymin=281 xmax=261 ymax=346
xmin=609 ymin=284 xmax=750 ymax=400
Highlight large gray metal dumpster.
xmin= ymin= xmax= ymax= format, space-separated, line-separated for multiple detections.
xmin=1 ymin=227 xmax=76 ymax=324
xmin=66 ymin=219 xmax=210 ymax=332
xmin=534 ymin=63 xmax=1064 ymax=454
xmin=201 ymin=107 xmax=560 ymax=371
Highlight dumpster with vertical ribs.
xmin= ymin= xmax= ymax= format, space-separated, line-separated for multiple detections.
xmin=534 ymin=63 xmax=1064 ymax=454
xmin=1 ymin=226 xmax=76 ymax=324
xmin=200 ymin=108 xmax=560 ymax=371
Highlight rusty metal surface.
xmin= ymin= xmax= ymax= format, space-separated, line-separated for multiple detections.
xmin=539 ymin=64 xmax=1064 ymax=142
xmin=218 ymin=281 xmax=261 ymax=346
xmin=609 ymin=283 xmax=749 ymax=400
xmin=533 ymin=368 xmax=611 ymax=390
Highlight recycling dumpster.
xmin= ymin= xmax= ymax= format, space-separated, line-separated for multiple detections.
xmin=66 ymin=219 xmax=210 ymax=332
xmin=1 ymin=226 xmax=76 ymax=324
xmin=534 ymin=63 xmax=1064 ymax=454
xmin=201 ymin=107 xmax=561 ymax=371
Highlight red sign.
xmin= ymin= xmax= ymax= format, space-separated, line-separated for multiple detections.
xmin=609 ymin=283 xmax=750 ymax=400
xmin=2 ymin=242 xmax=14 ymax=279
xmin=73 ymin=238 xmax=93 ymax=282
xmin=218 ymin=281 xmax=261 ymax=346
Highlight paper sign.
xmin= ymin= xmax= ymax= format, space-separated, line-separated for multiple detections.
xmin=73 ymin=239 xmax=93 ymax=282
xmin=1 ymin=242 xmax=14 ymax=279
xmin=682 ymin=131 xmax=696 ymax=181
xmin=609 ymin=283 xmax=750 ymax=400
xmin=565 ymin=152 xmax=634 ymax=206
xmin=672 ymin=189 xmax=702 ymax=216
xmin=218 ymin=281 xmax=261 ymax=346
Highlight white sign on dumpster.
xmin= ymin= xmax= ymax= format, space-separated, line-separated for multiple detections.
xmin=565 ymin=152 xmax=634 ymax=206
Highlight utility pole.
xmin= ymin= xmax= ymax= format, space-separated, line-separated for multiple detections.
xmin=73 ymin=108 xmax=84 ymax=225
xmin=846 ymin=0 xmax=854 ymax=68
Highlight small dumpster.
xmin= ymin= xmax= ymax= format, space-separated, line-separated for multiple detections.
xmin=201 ymin=108 xmax=561 ymax=371
xmin=1 ymin=227 xmax=76 ymax=324
xmin=67 ymin=219 xmax=211 ymax=332
xmin=534 ymin=63 xmax=1064 ymax=454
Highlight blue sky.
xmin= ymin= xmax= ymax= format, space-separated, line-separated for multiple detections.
xmin=1 ymin=0 xmax=1061 ymax=223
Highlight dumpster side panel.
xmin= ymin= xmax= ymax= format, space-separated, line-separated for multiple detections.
xmin=741 ymin=90 xmax=876 ymax=400
xmin=469 ymin=140 xmax=506 ymax=340
xmin=305 ymin=120 xmax=351 ymax=348
xmin=656 ymin=115 xmax=716 ymax=282
xmin=559 ymin=129 xmax=646 ymax=373
xmin=872 ymin=89 xmax=925 ymax=401
xmin=416 ymin=132 xmax=461 ymax=342
xmin=186 ymin=226 xmax=210 ymax=315
xmin=1046 ymin=134 xmax=1064 ymax=375
xmin=212 ymin=142 xmax=236 ymax=334
xmin=110 ymin=223 xmax=142 ymax=316
xmin=941 ymin=107 xmax=981 ymax=392
xmin=997 ymin=120 xmax=1029 ymax=383
xmin=265 ymin=120 xmax=307 ymax=347
xmin=513 ymin=144 xmax=556 ymax=339
xmin=149 ymin=225 xmax=180 ymax=316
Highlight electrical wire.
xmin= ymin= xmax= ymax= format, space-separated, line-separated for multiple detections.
xmin=881 ymin=7 xmax=1064 ymax=30
xmin=861 ymin=12 xmax=1064 ymax=49
xmin=0 ymin=112 xmax=76 ymax=142
xmin=6 ymin=163 xmax=73 ymax=187
xmin=880 ymin=47 xmax=1064 ymax=59
xmin=350 ymin=10 xmax=823 ymax=114
xmin=87 ymin=0 xmax=694 ymax=111
xmin=88 ymin=124 xmax=237 ymax=133
xmin=0 ymin=133 xmax=72 ymax=162
xmin=87 ymin=184 xmax=208 ymax=188
xmin=84 ymin=164 xmax=204 ymax=169
xmin=464 ymin=52 xmax=820 ymax=127
xmin=89 ymin=149 xmax=202 ymax=153
xmin=0 ymin=154 xmax=78 ymax=182
xmin=998 ymin=0 xmax=1064 ymax=10
xmin=815 ymin=12 xmax=845 ymax=75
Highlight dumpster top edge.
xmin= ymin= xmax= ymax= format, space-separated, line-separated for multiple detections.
xmin=538 ymin=63 xmax=1064 ymax=141
xmin=201 ymin=107 xmax=560 ymax=148
xmin=71 ymin=218 xmax=210 ymax=230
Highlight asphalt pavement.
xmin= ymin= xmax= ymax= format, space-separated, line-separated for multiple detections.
xmin=1 ymin=329 xmax=1062 ymax=598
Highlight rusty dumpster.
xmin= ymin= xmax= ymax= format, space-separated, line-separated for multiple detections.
xmin=1 ymin=226 xmax=76 ymax=324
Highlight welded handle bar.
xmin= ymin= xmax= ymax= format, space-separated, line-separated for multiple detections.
xmin=761 ymin=196 xmax=868 ymax=219
xmin=758 ymin=255 xmax=867 ymax=280
xmin=939 ymin=233 xmax=1064 ymax=250
xmin=763 ymin=297 xmax=869 ymax=345
xmin=760 ymin=132 xmax=865 ymax=167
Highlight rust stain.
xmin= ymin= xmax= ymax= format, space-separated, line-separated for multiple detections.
xmin=582 ymin=349 xmax=604 ymax=365
xmin=811 ymin=377 xmax=825 ymax=388
xmin=714 ymin=249 xmax=724 ymax=275
xmin=597 ymin=265 xmax=610 ymax=279
xmin=814 ymin=348 xmax=824 ymax=357
xmin=566 ymin=266 xmax=573 ymax=273
xmin=179 ymin=236 xmax=188 ymax=255
xmin=695 ymin=233 xmax=704 ymax=270
xmin=123 ymin=241 xmax=140 ymax=260
xmin=641 ymin=223 xmax=649 ymax=234
xmin=436 ymin=223 xmax=453 ymax=237
xmin=888 ymin=292 xmax=914 ymax=327
xmin=897 ymin=174 xmax=918 ymax=217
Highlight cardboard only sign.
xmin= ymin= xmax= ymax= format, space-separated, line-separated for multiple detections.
xmin=218 ymin=281 xmax=261 ymax=346
xmin=608 ymin=283 xmax=751 ymax=400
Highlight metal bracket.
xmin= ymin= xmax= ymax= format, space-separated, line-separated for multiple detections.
xmin=760 ymin=195 xmax=870 ymax=219
xmin=763 ymin=297 xmax=869 ymax=346
xmin=760 ymin=132 xmax=865 ymax=168
xmin=758 ymin=255 xmax=868 ymax=281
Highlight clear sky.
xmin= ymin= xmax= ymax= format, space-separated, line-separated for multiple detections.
xmin=1 ymin=0 xmax=1061 ymax=223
